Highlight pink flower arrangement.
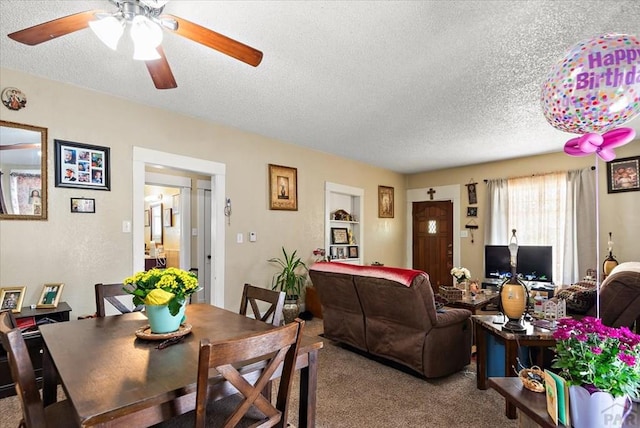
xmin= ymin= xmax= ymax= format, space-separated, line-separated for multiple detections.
xmin=552 ymin=316 xmax=640 ymax=399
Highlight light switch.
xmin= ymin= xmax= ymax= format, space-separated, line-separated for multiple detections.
xmin=122 ymin=221 xmax=131 ymax=233
xmin=236 ymin=233 xmax=244 ymax=244
xmin=461 ymin=230 xmax=468 ymax=238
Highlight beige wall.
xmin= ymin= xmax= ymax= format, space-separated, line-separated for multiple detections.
xmin=0 ymin=68 xmax=406 ymax=317
xmin=407 ymin=140 xmax=640 ymax=284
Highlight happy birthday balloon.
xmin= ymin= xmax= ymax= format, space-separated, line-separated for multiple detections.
xmin=541 ymin=33 xmax=640 ymax=134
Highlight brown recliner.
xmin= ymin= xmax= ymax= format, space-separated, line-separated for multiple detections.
xmin=586 ymin=268 xmax=640 ymax=331
xmin=309 ymin=262 xmax=472 ymax=378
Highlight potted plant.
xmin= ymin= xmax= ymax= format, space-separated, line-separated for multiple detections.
xmin=552 ymin=316 xmax=640 ymax=428
xmin=268 ymin=247 xmax=308 ymax=323
xmin=123 ymin=267 xmax=200 ymax=333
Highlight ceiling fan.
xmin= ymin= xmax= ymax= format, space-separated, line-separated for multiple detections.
xmin=7 ymin=0 xmax=263 ymax=90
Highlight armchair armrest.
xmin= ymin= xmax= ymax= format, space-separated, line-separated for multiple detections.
xmin=434 ymin=308 xmax=471 ymax=328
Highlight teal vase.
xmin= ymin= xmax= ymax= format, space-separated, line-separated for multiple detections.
xmin=146 ymin=302 xmax=186 ymax=334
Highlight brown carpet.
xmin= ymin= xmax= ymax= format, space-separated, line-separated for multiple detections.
xmin=0 ymin=318 xmax=517 ymax=427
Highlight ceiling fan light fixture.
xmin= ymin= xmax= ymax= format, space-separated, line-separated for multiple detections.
xmin=130 ymin=15 xmax=163 ymax=60
xmin=89 ymin=16 xmax=125 ymax=50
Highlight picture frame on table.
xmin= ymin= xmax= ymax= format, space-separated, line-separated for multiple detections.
xmin=348 ymin=246 xmax=359 ymax=259
xmin=606 ymin=155 xmax=639 ymax=194
xmin=378 ymin=185 xmax=394 ymax=218
xmin=331 ymin=227 xmax=349 ymax=244
xmin=268 ymin=164 xmax=298 ymax=210
xmin=0 ymin=286 xmax=26 ymax=313
xmin=70 ymin=197 xmax=95 ymax=213
xmin=37 ymin=283 xmax=64 ymax=308
xmin=54 ymin=139 xmax=110 ymax=191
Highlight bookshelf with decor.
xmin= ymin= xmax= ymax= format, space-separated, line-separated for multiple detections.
xmin=325 ymin=182 xmax=363 ymax=265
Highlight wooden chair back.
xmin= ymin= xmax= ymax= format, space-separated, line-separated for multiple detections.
xmin=0 ymin=310 xmax=46 ymax=427
xmin=239 ymin=284 xmax=285 ymax=326
xmin=95 ymin=283 xmax=144 ymax=317
xmin=195 ymin=319 xmax=304 ymax=428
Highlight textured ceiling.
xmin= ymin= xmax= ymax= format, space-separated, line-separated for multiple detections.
xmin=1 ymin=1 xmax=639 ymax=174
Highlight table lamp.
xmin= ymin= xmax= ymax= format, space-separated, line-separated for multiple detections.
xmin=500 ymin=229 xmax=528 ymax=332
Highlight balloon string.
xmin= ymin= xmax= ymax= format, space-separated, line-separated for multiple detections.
xmin=595 ymin=157 xmax=600 ymax=319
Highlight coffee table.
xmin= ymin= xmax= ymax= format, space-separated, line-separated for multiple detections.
xmin=446 ymin=291 xmax=499 ymax=314
xmin=473 ymin=314 xmax=557 ymax=419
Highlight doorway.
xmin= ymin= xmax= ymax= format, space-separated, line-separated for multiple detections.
xmin=132 ymin=147 xmax=226 ymax=308
xmin=412 ymin=201 xmax=453 ymax=292
xmin=405 ymin=185 xmax=461 ymax=289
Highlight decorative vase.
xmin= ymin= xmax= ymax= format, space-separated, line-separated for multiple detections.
xmin=145 ymin=302 xmax=186 ymax=334
xmin=282 ymin=297 xmax=299 ymax=325
xmin=569 ymin=385 xmax=632 ymax=428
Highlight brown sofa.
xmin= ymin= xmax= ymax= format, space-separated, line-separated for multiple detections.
xmin=588 ymin=263 xmax=640 ymax=331
xmin=308 ymin=261 xmax=472 ymax=378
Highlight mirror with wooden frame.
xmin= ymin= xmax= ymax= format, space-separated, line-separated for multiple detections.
xmin=0 ymin=120 xmax=48 ymax=220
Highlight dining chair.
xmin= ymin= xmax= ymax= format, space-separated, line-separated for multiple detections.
xmin=156 ymin=319 xmax=304 ymax=428
xmin=239 ymin=284 xmax=285 ymax=327
xmin=95 ymin=282 xmax=144 ymax=317
xmin=0 ymin=310 xmax=78 ymax=428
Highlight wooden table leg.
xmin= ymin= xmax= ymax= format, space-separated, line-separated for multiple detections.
xmin=299 ymin=349 xmax=318 ymax=428
xmin=503 ymin=341 xmax=518 ymax=419
xmin=42 ymin=344 xmax=57 ymax=406
xmin=475 ymin=321 xmax=487 ymax=390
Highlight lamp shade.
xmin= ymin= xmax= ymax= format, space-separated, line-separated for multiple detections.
xmin=89 ymin=16 xmax=125 ymax=50
xmin=131 ymin=15 xmax=163 ymax=61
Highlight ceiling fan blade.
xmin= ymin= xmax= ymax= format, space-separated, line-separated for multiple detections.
xmin=162 ymin=14 xmax=263 ymax=67
xmin=145 ymin=46 xmax=177 ymax=89
xmin=7 ymin=10 xmax=101 ymax=46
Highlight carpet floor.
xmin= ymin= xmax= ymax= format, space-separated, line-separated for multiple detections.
xmin=0 ymin=318 xmax=517 ymax=427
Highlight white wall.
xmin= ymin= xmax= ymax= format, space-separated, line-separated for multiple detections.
xmin=0 ymin=68 xmax=406 ymax=317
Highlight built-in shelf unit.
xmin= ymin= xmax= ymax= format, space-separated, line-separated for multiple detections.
xmin=325 ymin=182 xmax=364 ymax=264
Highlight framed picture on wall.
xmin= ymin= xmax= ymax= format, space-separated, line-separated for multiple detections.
xmin=0 ymin=286 xmax=26 ymax=313
xmin=378 ymin=185 xmax=394 ymax=218
xmin=467 ymin=207 xmax=478 ymax=217
xmin=268 ymin=164 xmax=298 ymax=210
xmin=54 ymin=140 xmax=110 ymax=191
xmin=606 ymin=155 xmax=639 ymax=193
xmin=37 ymin=283 xmax=64 ymax=308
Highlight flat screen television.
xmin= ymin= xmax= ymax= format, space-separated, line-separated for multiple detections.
xmin=484 ymin=245 xmax=553 ymax=283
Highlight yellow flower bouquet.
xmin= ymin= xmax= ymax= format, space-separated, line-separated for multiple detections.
xmin=123 ymin=267 xmax=199 ymax=316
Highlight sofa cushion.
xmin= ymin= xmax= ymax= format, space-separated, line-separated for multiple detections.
xmin=555 ymin=282 xmax=597 ymax=314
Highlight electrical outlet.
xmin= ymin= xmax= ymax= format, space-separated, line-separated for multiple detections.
xmin=249 ymin=232 xmax=257 ymax=242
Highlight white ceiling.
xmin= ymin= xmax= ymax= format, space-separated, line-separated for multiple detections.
xmin=1 ymin=1 xmax=639 ymax=174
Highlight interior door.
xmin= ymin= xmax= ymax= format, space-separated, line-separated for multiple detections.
xmin=412 ymin=201 xmax=454 ymax=292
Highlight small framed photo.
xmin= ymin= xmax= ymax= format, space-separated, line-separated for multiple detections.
xmin=268 ymin=164 xmax=298 ymax=211
xmin=331 ymin=227 xmax=349 ymax=244
xmin=606 ymin=155 xmax=639 ymax=193
xmin=172 ymin=194 xmax=180 ymax=215
xmin=0 ymin=286 xmax=26 ymax=313
xmin=467 ymin=207 xmax=478 ymax=217
xmin=466 ymin=182 xmax=478 ymax=204
xmin=378 ymin=185 xmax=394 ymax=218
xmin=70 ymin=197 xmax=95 ymax=213
xmin=37 ymin=283 xmax=64 ymax=308
xmin=337 ymin=247 xmax=346 ymax=259
xmin=348 ymin=246 xmax=359 ymax=259
xmin=163 ymin=208 xmax=173 ymax=227
xmin=54 ymin=139 xmax=110 ymax=191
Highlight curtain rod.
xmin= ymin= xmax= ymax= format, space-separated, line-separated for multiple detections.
xmin=483 ymin=166 xmax=595 ymax=183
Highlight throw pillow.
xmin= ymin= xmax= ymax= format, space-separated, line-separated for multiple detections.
xmin=555 ymin=282 xmax=596 ymax=314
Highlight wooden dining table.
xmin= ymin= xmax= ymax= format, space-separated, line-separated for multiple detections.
xmin=39 ymin=303 xmax=323 ymax=427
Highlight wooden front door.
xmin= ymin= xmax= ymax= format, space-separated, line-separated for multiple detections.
xmin=412 ymin=201 xmax=454 ymax=292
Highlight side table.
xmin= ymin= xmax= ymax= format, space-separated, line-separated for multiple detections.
xmin=0 ymin=302 xmax=72 ymax=398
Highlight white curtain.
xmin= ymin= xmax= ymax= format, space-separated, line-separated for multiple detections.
xmin=484 ymin=178 xmax=509 ymax=245
xmin=563 ymin=167 xmax=596 ymax=284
